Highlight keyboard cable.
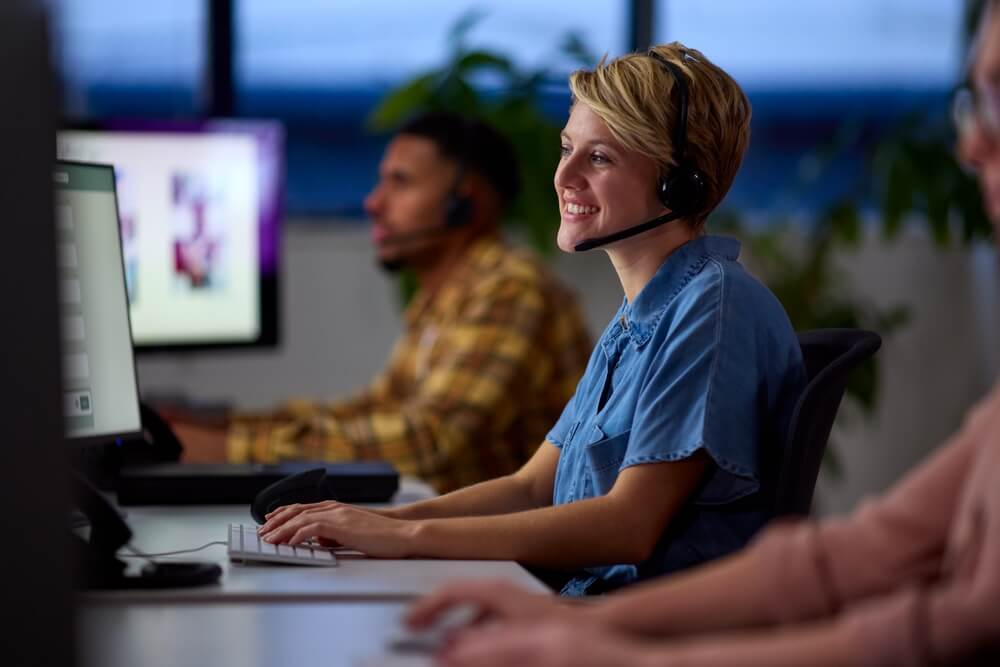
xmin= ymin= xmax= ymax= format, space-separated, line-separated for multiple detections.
xmin=120 ymin=542 xmax=227 ymax=560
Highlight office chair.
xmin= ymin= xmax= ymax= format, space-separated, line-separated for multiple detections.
xmin=770 ymin=329 xmax=882 ymax=517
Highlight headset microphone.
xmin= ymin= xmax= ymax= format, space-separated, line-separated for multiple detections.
xmin=574 ymin=211 xmax=683 ymax=252
xmin=573 ymin=49 xmax=708 ymax=253
xmin=377 ymin=223 xmax=455 ymax=247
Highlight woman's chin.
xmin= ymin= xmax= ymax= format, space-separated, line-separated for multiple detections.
xmin=556 ymin=225 xmax=593 ymax=253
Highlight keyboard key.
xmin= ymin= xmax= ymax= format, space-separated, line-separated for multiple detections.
xmin=226 ymin=524 xmax=338 ymax=567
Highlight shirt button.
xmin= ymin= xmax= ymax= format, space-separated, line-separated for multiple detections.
xmin=620 ymin=314 xmax=629 ymax=330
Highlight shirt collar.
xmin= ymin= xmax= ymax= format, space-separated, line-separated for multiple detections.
xmin=618 ymin=235 xmax=741 ymax=348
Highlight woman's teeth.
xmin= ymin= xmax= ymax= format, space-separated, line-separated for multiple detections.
xmin=565 ymin=202 xmax=598 ymax=215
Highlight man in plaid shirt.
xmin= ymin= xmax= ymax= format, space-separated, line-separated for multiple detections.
xmin=174 ymin=112 xmax=591 ymax=493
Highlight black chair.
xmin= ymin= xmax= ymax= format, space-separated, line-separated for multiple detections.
xmin=769 ymin=329 xmax=882 ymax=517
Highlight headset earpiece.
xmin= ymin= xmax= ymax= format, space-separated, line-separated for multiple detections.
xmin=444 ymin=193 xmax=473 ymax=228
xmin=648 ymin=49 xmax=708 ymax=217
xmin=657 ymin=165 xmax=707 ymax=215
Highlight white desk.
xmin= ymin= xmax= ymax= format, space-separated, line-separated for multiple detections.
xmin=80 ymin=601 xmax=431 ymax=667
xmin=82 ymin=479 xmax=547 ymax=604
xmin=79 ymin=479 xmax=546 ymax=665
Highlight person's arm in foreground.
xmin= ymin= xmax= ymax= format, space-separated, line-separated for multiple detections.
xmin=435 ymin=462 xmax=1000 ymax=667
xmin=259 ymin=449 xmax=708 ymax=566
xmin=433 ymin=614 xmax=853 ymax=667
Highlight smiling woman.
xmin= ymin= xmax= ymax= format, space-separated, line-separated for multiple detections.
xmin=259 ymin=42 xmax=807 ymax=598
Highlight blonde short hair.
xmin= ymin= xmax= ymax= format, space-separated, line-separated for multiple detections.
xmin=569 ymin=42 xmax=751 ymax=228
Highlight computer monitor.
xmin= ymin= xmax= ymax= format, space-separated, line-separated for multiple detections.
xmin=55 ymin=161 xmax=143 ymax=448
xmin=55 ymin=120 xmax=283 ymax=352
xmin=2 ymin=2 xmax=74 ymax=662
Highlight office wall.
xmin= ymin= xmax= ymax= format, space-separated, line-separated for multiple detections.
xmin=137 ymin=220 xmax=1000 ymax=515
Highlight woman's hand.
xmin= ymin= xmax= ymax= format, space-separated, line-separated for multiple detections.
xmin=436 ymin=618 xmax=656 ymax=667
xmin=258 ymin=501 xmax=418 ymax=558
xmin=406 ymin=580 xmax=582 ymax=630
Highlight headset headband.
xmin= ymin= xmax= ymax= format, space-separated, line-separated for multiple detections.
xmin=647 ymin=49 xmax=691 ymax=171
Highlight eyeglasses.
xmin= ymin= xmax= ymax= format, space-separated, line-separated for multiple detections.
xmin=952 ymin=85 xmax=1000 ymax=139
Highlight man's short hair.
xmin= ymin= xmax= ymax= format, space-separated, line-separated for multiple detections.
xmin=397 ymin=111 xmax=522 ymax=206
xmin=569 ymin=42 xmax=751 ymax=229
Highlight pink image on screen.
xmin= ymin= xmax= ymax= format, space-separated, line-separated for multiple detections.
xmin=171 ymin=173 xmax=227 ymax=290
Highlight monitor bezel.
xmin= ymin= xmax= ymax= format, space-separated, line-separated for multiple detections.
xmin=55 ymin=159 xmax=145 ymax=449
xmin=58 ymin=118 xmax=284 ymax=354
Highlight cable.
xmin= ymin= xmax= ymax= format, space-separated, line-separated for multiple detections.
xmin=120 ymin=541 xmax=227 ymax=560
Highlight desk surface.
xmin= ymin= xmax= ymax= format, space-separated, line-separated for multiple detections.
xmin=81 ymin=601 xmax=431 ymax=667
xmin=80 ymin=480 xmax=545 ymax=666
xmin=84 ymin=480 xmax=546 ymax=603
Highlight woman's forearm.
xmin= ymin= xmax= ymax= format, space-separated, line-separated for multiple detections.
xmin=388 ymin=442 xmax=559 ymax=521
xmin=386 ymin=473 xmax=541 ymax=520
xmin=408 ymin=493 xmax=661 ymax=567
xmin=402 ymin=455 xmax=709 ymax=567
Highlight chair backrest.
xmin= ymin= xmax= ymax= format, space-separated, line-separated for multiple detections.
xmin=770 ymin=329 xmax=882 ymax=517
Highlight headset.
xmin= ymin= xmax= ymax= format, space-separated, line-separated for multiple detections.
xmin=444 ymin=168 xmax=473 ymax=229
xmin=377 ymin=161 xmax=474 ymax=255
xmin=574 ymin=49 xmax=709 ymax=252
xmin=649 ymin=49 xmax=708 ymax=218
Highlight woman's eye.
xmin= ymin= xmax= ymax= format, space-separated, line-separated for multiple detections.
xmin=559 ymin=144 xmax=572 ymax=157
xmin=591 ymin=152 xmax=609 ymax=165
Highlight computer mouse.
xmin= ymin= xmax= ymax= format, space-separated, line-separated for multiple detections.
xmin=250 ymin=467 xmax=329 ymax=524
xmin=138 ymin=561 xmax=222 ymax=588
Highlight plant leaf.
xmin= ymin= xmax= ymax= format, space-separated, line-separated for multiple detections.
xmin=882 ymin=156 xmax=912 ymax=239
xmin=367 ymin=73 xmax=439 ymax=131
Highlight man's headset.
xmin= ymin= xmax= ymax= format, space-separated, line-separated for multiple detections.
xmin=444 ymin=172 xmax=473 ymax=229
xmin=574 ymin=49 xmax=708 ymax=252
xmin=378 ymin=166 xmax=473 ymax=248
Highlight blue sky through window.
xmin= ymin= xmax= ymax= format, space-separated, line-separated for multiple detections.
xmin=657 ymin=0 xmax=964 ymax=90
xmin=49 ymin=1 xmax=969 ymax=216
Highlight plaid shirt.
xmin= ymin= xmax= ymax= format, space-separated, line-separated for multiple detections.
xmin=227 ymin=236 xmax=592 ymax=493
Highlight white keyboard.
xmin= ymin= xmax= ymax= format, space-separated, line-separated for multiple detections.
xmin=227 ymin=524 xmax=338 ymax=567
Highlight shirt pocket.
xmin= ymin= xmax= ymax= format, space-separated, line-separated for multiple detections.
xmin=553 ymin=421 xmax=584 ymax=502
xmin=584 ymin=428 xmax=632 ymax=496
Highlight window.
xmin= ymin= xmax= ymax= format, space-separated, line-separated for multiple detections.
xmin=657 ymin=0 xmax=963 ymax=90
xmin=52 ymin=0 xmax=205 ymax=117
xmin=236 ymin=0 xmax=627 ymax=215
xmin=656 ymin=0 xmax=965 ymax=213
xmin=238 ymin=1 xmax=624 ymax=92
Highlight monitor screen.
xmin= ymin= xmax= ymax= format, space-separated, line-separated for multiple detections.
xmin=56 ymin=120 xmax=283 ymax=351
xmin=55 ymin=161 xmax=143 ymax=446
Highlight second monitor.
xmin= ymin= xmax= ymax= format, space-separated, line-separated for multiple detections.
xmin=57 ymin=120 xmax=283 ymax=352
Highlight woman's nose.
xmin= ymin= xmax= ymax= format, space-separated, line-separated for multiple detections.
xmin=554 ymin=154 xmax=586 ymax=192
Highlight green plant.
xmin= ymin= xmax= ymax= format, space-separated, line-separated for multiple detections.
xmin=872 ymin=0 xmax=992 ymax=247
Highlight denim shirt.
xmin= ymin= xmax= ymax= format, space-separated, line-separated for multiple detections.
xmin=547 ymin=235 xmax=806 ymax=596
